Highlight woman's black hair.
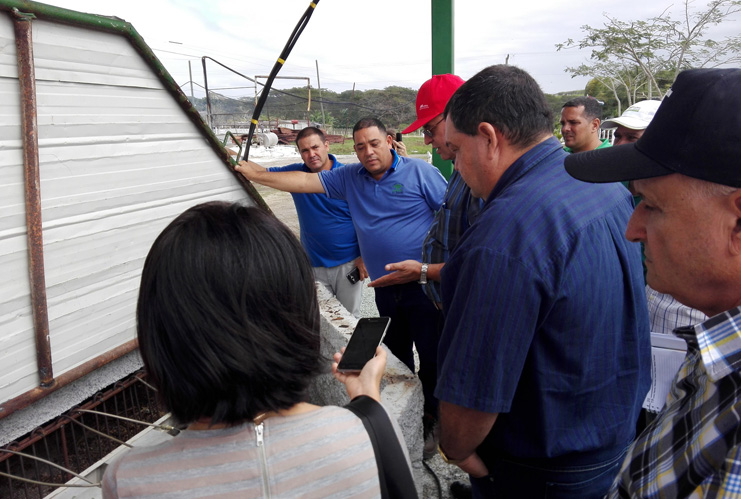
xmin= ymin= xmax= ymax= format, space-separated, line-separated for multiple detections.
xmin=136 ymin=201 xmax=322 ymax=425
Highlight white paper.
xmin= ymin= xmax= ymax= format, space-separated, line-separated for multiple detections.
xmin=642 ymin=332 xmax=688 ymax=413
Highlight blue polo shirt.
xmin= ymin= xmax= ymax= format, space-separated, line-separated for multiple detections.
xmin=438 ymin=137 xmax=651 ymax=466
xmin=268 ymin=155 xmax=359 ymax=268
xmin=318 ymin=151 xmax=447 ymax=280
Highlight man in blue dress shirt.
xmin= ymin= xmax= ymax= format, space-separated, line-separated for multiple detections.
xmin=435 ymin=65 xmax=650 ymax=498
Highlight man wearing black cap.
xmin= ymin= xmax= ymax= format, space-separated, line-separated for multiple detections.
xmin=565 ymin=68 xmax=741 ymax=498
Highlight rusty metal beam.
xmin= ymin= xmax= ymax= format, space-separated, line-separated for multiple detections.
xmin=0 ymin=340 xmax=139 ymax=418
xmin=13 ymin=8 xmax=54 ymax=388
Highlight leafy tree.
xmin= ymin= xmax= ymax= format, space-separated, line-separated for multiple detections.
xmin=557 ymin=0 xmax=741 ymax=104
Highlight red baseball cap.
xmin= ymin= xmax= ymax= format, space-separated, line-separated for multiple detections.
xmin=401 ymin=74 xmax=465 ymax=134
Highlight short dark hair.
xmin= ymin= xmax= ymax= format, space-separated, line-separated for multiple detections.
xmin=296 ymin=126 xmax=326 ymax=146
xmin=137 ymin=201 xmax=322 ymax=426
xmin=353 ymin=117 xmax=386 ymax=137
xmin=562 ymin=96 xmax=603 ymax=121
xmin=445 ymin=65 xmax=553 ymax=149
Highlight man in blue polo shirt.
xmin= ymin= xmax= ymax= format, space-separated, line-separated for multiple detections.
xmin=237 ymin=118 xmax=447 ymax=422
xmin=253 ymin=127 xmax=364 ymax=317
xmin=436 ymin=65 xmax=650 ymax=498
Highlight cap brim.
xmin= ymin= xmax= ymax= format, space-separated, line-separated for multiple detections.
xmin=401 ymin=117 xmax=428 ymax=134
xmin=600 ymin=116 xmax=648 ymax=130
xmin=564 ymin=142 xmax=675 ymax=183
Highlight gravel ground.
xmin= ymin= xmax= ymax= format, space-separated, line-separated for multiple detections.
xmin=248 ymin=153 xmax=470 ymax=498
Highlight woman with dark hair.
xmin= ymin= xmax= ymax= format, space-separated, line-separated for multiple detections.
xmin=102 ymin=201 xmax=406 ymax=498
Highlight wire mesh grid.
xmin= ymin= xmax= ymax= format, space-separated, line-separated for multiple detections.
xmin=0 ymin=370 xmax=165 ymax=498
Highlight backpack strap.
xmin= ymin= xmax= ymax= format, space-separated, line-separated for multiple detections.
xmin=345 ymin=395 xmax=419 ymax=499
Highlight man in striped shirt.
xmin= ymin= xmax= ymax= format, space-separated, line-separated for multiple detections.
xmin=565 ymin=67 xmax=741 ymax=498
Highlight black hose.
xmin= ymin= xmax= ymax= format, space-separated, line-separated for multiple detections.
xmin=242 ymin=0 xmax=320 ymax=161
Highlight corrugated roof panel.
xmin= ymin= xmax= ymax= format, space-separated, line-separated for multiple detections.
xmin=0 ymin=9 xmax=257 ymax=406
xmin=32 ymin=20 xmax=160 ymax=89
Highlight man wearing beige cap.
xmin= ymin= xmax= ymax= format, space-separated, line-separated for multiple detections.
xmin=602 ymin=100 xmax=708 ymax=336
xmin=602 ymin=100 xmax=661 ymax=146
xmin=565 ymin=67 xmax=741 ymax=498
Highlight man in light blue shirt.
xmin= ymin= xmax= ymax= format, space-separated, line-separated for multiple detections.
xmin=258 ymin=127 xmax=364 ymax=317
xmin=237 ymin=118 xmax=447 ymax=422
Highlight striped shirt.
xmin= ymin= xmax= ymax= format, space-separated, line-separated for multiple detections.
xmin=610 ymin=306 xmax=741 ymax=498
xmin=102 ymin=406 xmax=387 ymax=498
xmin=646 ymin=284 xmax=708 ymax=335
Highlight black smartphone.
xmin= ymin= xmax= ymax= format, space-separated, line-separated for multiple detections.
xmin=346 ymin=266 xmax=361 ymax=284
xmin=337 ymin=317 xmax=391 ymax=372
xmin=396 ymin=132 xmax=403 ymax=142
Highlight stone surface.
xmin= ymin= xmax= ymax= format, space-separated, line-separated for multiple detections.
xmin=260 ymin=154 xmax=470 ymax=499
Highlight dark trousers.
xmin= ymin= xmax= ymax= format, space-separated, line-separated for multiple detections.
xmin=373 ymin=282 xmax=442 ymax=417
xmin=471 ymin=449 xmax=626 ymax=499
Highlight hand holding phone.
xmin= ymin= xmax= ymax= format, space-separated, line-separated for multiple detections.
xmin=333 ymin=345 xmax=387 ymax=401
xmin=336 ymin=317 xmax=391 ymax=372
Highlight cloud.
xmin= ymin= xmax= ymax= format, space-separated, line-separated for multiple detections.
xmin=51 ymin=0 xmax=741 ymax=97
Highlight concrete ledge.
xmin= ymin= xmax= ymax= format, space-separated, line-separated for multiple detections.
xmin=308 ymin=285 xmax=425 ymax=491
xmin=0 ymin=351 xmax=143 ymax=447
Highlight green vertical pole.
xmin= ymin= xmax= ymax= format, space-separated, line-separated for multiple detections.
xmin=431 ymin=0 xmax=454 ymax=179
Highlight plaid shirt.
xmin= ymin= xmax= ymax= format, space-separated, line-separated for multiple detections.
xmin=420 ymin=170 xmax=482 ymax=303
xmin=610 ymin=306 xmax=741 ymax=498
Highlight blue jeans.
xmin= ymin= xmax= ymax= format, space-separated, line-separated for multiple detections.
xmin=471 ymin=449 xmax=625 ymax=498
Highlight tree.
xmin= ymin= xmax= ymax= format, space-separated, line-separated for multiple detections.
xmin=557 ymin=0 xmax=741 ymax=104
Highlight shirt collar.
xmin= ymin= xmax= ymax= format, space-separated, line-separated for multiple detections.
xmin=677 ymin=306 xmax=741 ymax=381
xmin=485 ymin=137 xmax=564 ymax=204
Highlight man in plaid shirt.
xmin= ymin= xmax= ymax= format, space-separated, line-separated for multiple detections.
xmin=565 ymin=68 xmax=741 ymax=498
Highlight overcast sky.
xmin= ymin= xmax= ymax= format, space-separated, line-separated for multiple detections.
xmin=52 ymin=0 xmax=740 ymax=98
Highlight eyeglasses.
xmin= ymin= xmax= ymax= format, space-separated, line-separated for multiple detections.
xmin=422 ymin=117 xmax=444 ymax=138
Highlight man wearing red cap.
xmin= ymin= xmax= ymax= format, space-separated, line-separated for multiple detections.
xmin=369 ymin=74 xmax=482 ymax=310
xmin=367 ymin=76 xmax=482 ymax=470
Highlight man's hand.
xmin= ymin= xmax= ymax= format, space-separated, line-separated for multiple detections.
xmin=367 ymin=260 xmax=422 ymax=288
xmin=332 ymin=346 xmax=387 ymax=401
xmin=354 ymin=256 xmax=369 ymax=280
xmin=235 ymin=160 xmax=264 ymax=180
xmin=452 ymin=452 xmax=489 ymax=478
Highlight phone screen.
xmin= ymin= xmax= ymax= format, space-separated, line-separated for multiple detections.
xmin=337 ymin=317 xmax=391 ymax=372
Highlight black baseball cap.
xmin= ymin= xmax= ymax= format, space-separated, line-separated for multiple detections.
xmin=565 ymin=68 xmax=741 ymax=188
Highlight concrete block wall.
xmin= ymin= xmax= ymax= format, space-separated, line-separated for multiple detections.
xmin=309 ymin=285 xmax=425 ymax=492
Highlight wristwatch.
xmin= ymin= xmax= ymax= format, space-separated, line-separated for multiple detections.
xmin=437 ymin=443 xmax=464 ymax=465
xmin=419 ymin=263 xmax=429 ymax=284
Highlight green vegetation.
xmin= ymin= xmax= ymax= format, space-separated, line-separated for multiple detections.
xmin=329 ymin=136 xmax=431 ymax=156
xmin=557 ymin=0 xmax=741 ymax=115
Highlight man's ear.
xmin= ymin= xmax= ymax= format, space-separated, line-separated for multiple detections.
xmin=730 ymin=189 xmax=741 ymax=255
xmin=592 ymin=118 xmax=601 ymax=132
xmin=477 ymin=122 xmax=499 ymax=159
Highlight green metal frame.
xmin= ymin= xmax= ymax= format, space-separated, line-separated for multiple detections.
xmin=430 ymin=0 xmax=454 ymax=179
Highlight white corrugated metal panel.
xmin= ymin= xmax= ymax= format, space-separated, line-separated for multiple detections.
xmin=0 ymin=16 xmax=255 ymax=406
